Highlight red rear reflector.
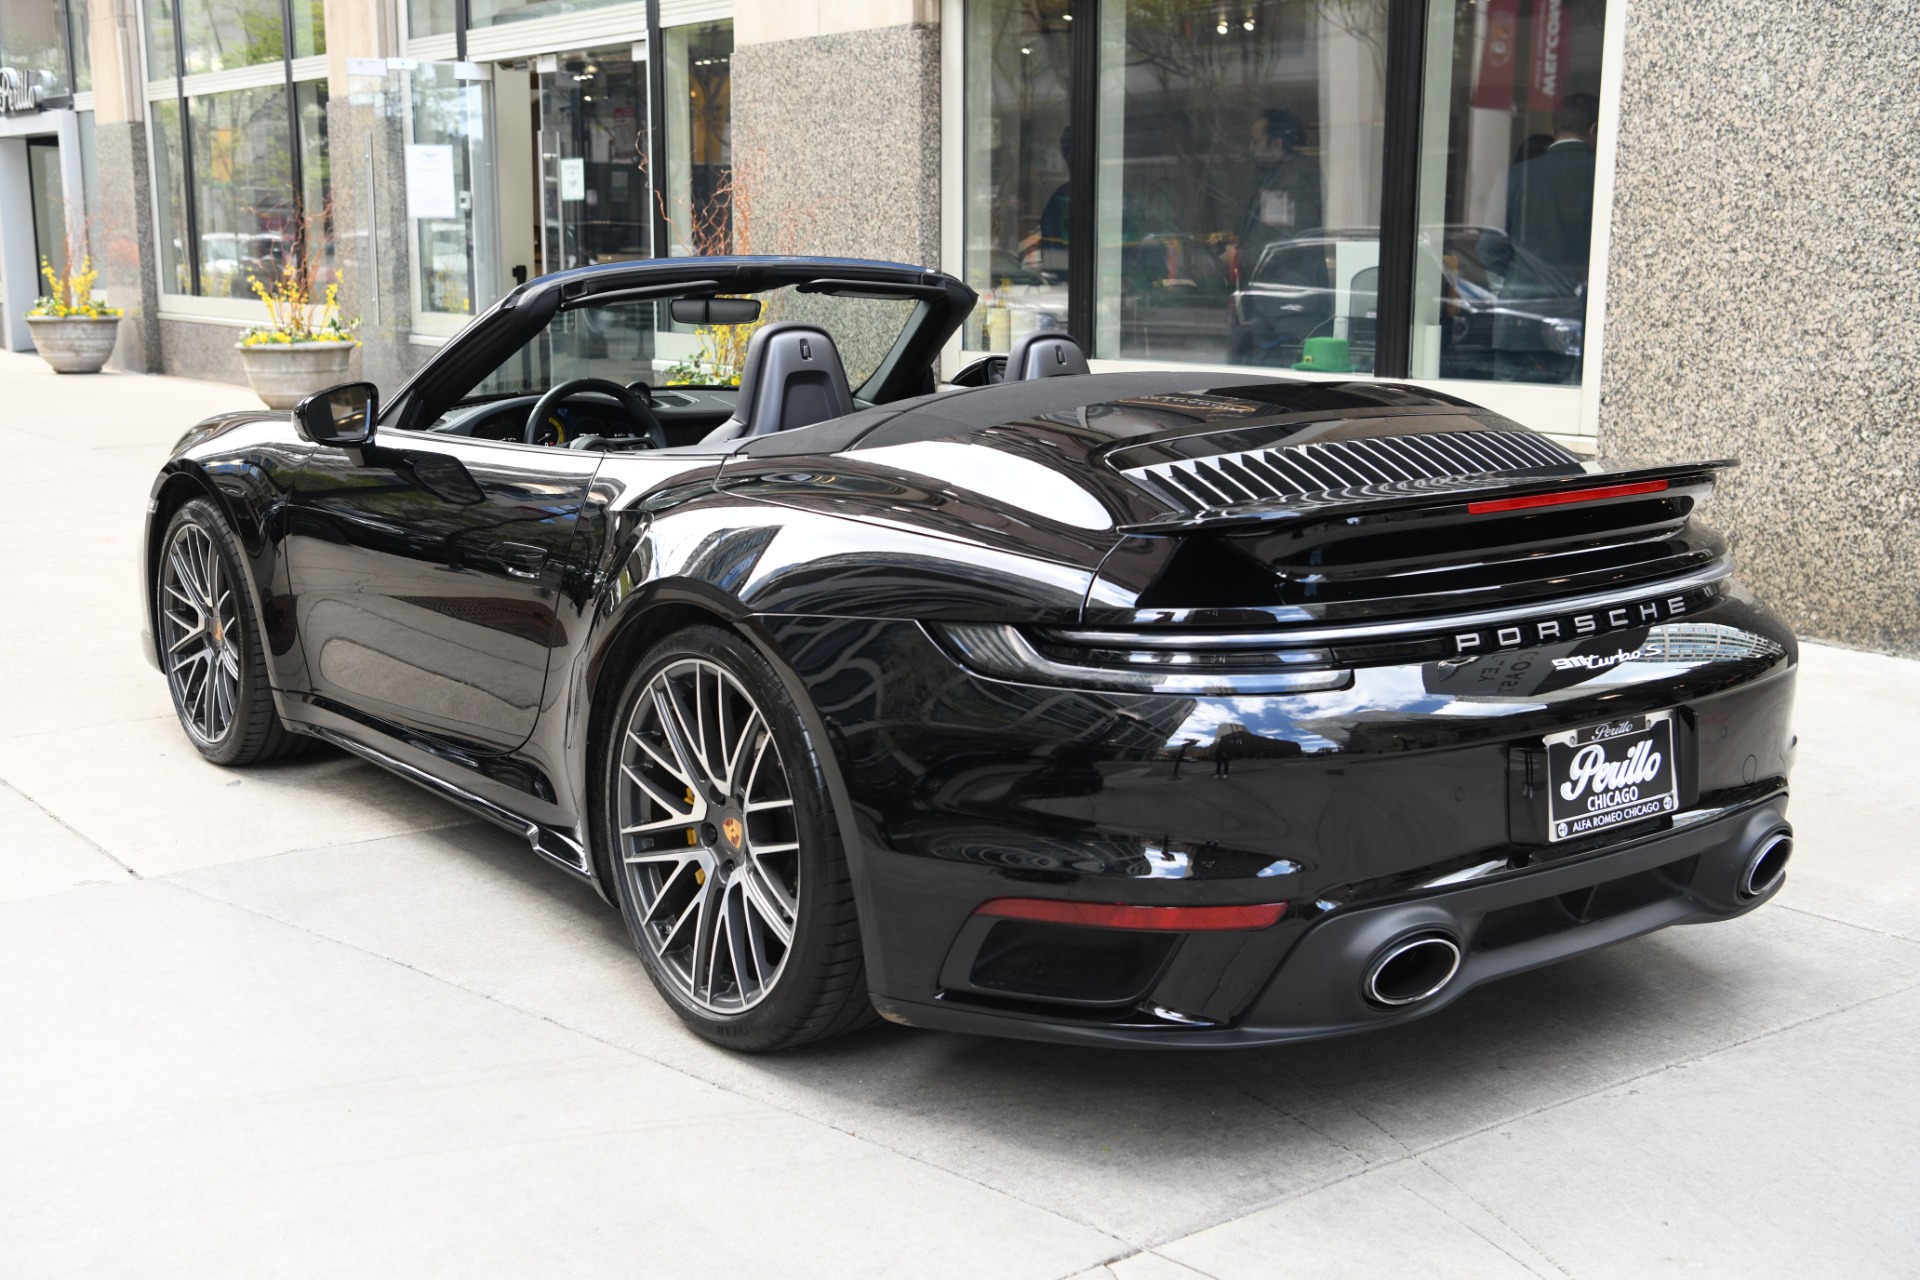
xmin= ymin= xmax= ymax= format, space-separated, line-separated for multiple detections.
xmin=975 ymin=898 xmax=1287 ymax=932
xmin=1467 ymin=479 xmax=1668 ymax=514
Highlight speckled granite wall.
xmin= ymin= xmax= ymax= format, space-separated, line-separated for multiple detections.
xmin=1598 ymin=0 xmax=1919 ymax=655
xmin=731 ymin=24 xmax=942 ymax=270
xmin=93 ymin=121 xmax=162 ymax=373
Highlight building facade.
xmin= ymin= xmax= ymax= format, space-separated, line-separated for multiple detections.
xmin=1 ymin=0 xmax=1913 ymax=652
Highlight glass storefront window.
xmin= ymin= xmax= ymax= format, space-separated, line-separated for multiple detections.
xmin=960 ymin=0 xmax=1071 ymax=352
xmin=188 ymin=84 xmax=297 ymax=298
xmin=662 ymin=21 xmax=732 ymax=256
xmin=296 ymin=80 xmax=332 ymax=274
xmin=144 ymin=0 xmax=176 ymax=80
xmin=66 ymin=0 xmax=91 ymax=92
xmin=406 ymin=0 xmax=454 ymax=39
xmin=152 ymin=98 xmax=191 ymax=292
xmin=471 ymin=0 xmax=631 ymax=28
xmin=176 ymin=0 xmax=285 ymax=74
xmin=407 ymin=64 xmax=497 ymax=322
xmin=1412 ymin=0 xmax=1605 ymax=384
xmin=538 ymin=47 xmax=652 ymax=273
xmin=290 ymin=0 xmax=324 ymax=59
xmin=1095 ymin=0 xmax=1387 ymax=370
xmin=1 ymin=0 xmax=75 ymax=98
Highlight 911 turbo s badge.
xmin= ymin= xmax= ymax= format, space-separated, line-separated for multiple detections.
xmin=1451 ymin=590 xmax=1694 ymax=655
xmin=1551 ymin=646 xmax=1644 ymax=672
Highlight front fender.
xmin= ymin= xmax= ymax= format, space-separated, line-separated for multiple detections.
xmin=140 ymin=418 xmax=315 ymax=694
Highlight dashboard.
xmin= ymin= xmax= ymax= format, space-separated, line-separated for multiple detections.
xmin=428 ymin=385 xmax=741 ymax=449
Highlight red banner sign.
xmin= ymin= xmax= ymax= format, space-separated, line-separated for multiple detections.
xmin=1529 ymin=0 xmax=1571 ymax=112
xmin=1472 ymin=0 xmax=1521 ymax=110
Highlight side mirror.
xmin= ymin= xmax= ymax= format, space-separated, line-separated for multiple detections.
xmin=295 ymin=382 xmax=378 ymax=447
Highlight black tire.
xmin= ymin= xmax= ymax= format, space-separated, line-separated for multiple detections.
xmin=597 ymin=624 xmax=877 ymax=1051
xmin=155 ymin=497 xmax=308 ymax=766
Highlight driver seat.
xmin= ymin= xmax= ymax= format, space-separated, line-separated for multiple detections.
xmin=701 ymin=322 xmax=855 ymax=443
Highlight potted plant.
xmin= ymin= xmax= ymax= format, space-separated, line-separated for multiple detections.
xmin=25 ymin=253 xmax=123 ymax=374
xmin=237 ymin=249 xmax=360 ymax=410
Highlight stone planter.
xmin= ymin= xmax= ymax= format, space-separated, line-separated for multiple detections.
xmin=236 ymin=340 xmax=356 ymax=410
xmin=26 ymin=315 xmax=121 ymax=374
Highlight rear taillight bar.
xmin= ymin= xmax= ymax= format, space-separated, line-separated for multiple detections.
xmin=1466 ymin=479 xmax=1668 ymax=515
xmin=976 ymin=898 xmax=1288 ymax=932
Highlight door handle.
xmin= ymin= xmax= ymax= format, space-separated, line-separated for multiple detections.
xmin=488 ymin=541 xmax=547 ymax=579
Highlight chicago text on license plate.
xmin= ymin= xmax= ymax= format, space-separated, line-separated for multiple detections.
xmin=1544 ymin=711 xmax=1679 ymax=842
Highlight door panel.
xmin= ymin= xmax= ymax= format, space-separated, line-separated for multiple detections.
xmin=286 ymin=434 xmax=602 ymax=752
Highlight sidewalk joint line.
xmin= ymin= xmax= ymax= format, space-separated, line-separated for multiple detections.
xmin=0 ymin=776 xmax=141 ymax=880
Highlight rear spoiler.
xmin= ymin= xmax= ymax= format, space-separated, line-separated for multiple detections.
xmin=1116 ymin=459 xmax=1738 ymax=535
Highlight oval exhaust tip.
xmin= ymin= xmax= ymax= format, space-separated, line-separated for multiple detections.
xmin=1365 ymin=934 xmax=1463 ymax=1008
xmin=1741 ymin=832 xmax=1793 ymax=899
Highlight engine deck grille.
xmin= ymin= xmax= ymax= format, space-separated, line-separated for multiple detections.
xmin=1124 ymin=430 xmax=1579 ymax=514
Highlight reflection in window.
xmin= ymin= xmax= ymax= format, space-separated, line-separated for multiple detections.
xmin=143 ymin=0 xmax=176 ymax=80
xmin=1097 ymin=0 xmax=1387 ymax=370
xmin=961 ymin=0 xmax=1071 ymax=352
xmin=406 ymin=0 xmax=454 ymax=38
xmin=663 ymin=22 xmax=733 ymax=256
xmin=539 ymin=48 xmax=652 ymax=273
xmin=469 ymin=0 xmax=630 ymax=28
xmin=152 ymin=99 xmax=191 ymax=292
xmin=290 ymin=0 xmax=324 ymax=58
xmin=1412 ymin=0 xmax=1605 ymax=384
xmin=407 ymin=65 xmax=496 ymax=319
xmin=188 ymin=85 xmax=297 ymax=299
xmin=175 ymin=0 xmax=286 ymax=75
xmin=67 ymin=0 xmax=92 ymax=93
xmin=0 ymin=0 xmax=76 ymax=97
xmin=297 ymin=81 xmax=332 ymax=273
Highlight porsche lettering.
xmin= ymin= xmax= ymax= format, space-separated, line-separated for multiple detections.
xmin=1453 ymin=593 xmax=1692 ymax=655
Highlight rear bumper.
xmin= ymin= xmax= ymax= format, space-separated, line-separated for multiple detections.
xmin=875 ymin=793 xmax=1791 ymax=1047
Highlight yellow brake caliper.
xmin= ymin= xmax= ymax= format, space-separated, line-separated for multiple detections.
xmin=687 ymin=787 xmax=705 ymax=883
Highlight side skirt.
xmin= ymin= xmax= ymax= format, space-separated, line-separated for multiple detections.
xmin=302 ymin=723 xmax=601 ymax=891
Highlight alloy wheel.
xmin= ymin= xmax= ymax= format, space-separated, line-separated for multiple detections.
xmin=159 ymin=522 xmax=242 ymax=745
xmin=615 ymin=657 xmax=801 ymax=1015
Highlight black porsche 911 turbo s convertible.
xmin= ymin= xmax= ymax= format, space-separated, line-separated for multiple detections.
xmin=141 ymin=255 xmax=1797 ymax=1051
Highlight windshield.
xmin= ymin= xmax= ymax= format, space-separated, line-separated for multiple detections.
xmin=466 ymin=284 xmax=921 ymax=403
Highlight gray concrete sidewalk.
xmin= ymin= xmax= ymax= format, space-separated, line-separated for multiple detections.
xmin=1 ymin=351 xmax=1915 ymax=1279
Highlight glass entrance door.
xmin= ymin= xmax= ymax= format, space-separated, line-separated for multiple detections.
xmin=27 ymin=138 xmax=67 ymax=281
xmin=537 ymin=47 xmax=653 ymax=274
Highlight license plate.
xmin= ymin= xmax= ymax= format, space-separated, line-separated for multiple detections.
xmin=1544 ymin=711 xmax=1679 ymax=842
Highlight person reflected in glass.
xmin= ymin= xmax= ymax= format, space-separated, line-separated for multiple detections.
xmin=1482 ymin=94 xmax=1598 ymax=383
xmin=1036 ymin=126 xmax=1072 ymax=279
xmin=1237 ymin=108 xmax=1323 ymax=285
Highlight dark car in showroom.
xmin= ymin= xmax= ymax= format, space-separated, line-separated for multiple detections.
xmin=142 ymin=255 xmax=1796 ymax=1051
xmin=1229 ymin=226 xmax=1587 ymax=382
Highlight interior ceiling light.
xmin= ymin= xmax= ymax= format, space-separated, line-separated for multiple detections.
xmin=1216 ymin=18 xmax=1230 ymax=33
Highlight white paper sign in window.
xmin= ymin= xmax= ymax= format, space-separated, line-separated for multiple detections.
xmin=404 ymin=144 xmax=458 ymax=221
xmin=559 ymin=157 xmax=586 ymax=202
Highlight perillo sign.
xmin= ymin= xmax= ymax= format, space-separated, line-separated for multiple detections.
xmin=0 ymin=67 xmax=51 ymax=115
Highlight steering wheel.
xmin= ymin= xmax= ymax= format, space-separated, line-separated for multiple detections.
xmin=523 ymin=378 xmax=666 ymax=448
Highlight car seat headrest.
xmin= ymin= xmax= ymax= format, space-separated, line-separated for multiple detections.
xmin=701 ymin=322 xmax=855 ymax=443
xmin=1005 ymin=330 xmax=1090 ymax=380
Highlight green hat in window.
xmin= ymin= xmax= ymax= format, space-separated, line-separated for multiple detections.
xmin=1294 ymin=336 xmax=1351 ymax=373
